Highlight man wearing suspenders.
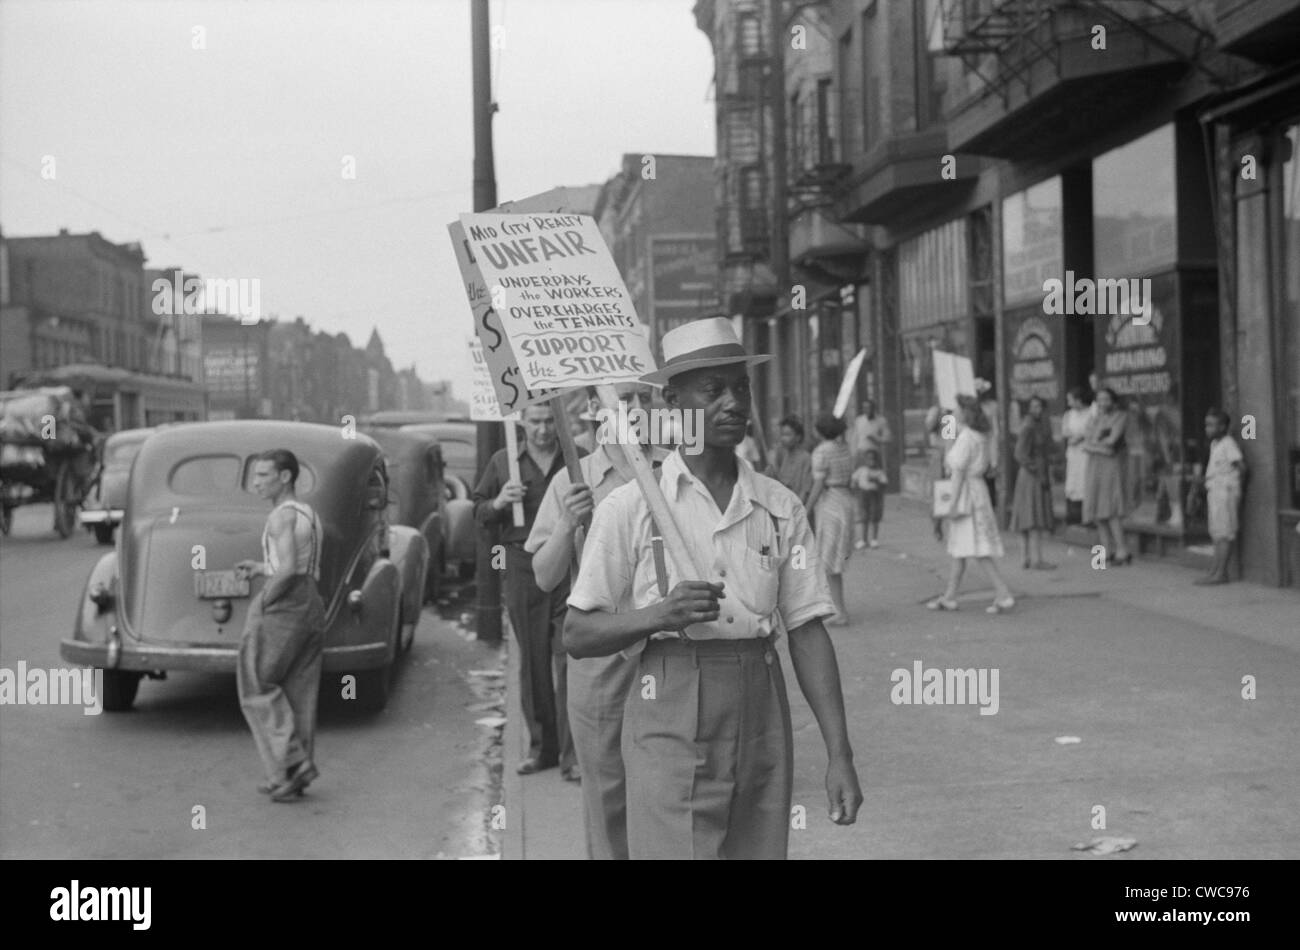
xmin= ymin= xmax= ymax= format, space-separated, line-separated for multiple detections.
xmin=526 ymin=382 xmax=669 ymax=858
xmin=236 ymin=449 xmax=326 ymax=803
xmin=565 ymin=318 xmax=863 ymax=859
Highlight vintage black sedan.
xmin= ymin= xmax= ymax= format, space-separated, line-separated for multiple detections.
xmin=79 ymin=426 xmax=154 ymax=545
xmin=61 ymin=421 xmax=427 ymax=712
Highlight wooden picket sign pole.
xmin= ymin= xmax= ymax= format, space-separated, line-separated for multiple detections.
xmin=502 ymin=417 xmax=525 ymax=528
xmin=549 ymin=394 xmax=589 ymax=564
xmin=595 ymin=383 xmax=704 ymax=583
xmin=549 ymin=396 xmax=586 ymax=487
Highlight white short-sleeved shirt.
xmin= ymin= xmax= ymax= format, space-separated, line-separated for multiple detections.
xmin=525 ymin=443 xmax=670 ymax=565
xmin=1206 ymin=436 xmax=1243 ymax=493
xmin=567 ymin=450 xmax=835 ymax=652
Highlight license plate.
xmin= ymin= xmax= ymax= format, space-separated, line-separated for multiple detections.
xmin=194 ymin=570 xmax=250 ymax=599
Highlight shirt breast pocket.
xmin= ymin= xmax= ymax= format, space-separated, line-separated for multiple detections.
xmin=736 ymin=545 xmax=787 ymax=617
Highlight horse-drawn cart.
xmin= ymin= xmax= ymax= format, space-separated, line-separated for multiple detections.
xmin=0 ymin=387 xmax=99 ymax=538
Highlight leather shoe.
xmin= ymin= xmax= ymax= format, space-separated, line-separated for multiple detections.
xmin=270 ymin=760 xmax=318 ymax=802
xmin=516 ymin=756 xmax=557 ymax=775
xmin=561 ymin=766 xmax=581 ymax=783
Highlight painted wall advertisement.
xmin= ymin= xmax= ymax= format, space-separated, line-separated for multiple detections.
xmin=1093 ymin=272 xmax=1186 ymax=528
xmin=1005 ymin=310 xmax=1062 ymax=407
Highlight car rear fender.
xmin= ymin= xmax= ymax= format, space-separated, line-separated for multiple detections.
xmin=444 ymin=497 xmax=476 ymax=563
xmin=326 ymin=557 xmax=401 ymax=660
xmin=386 ymin=525 xmax=428 ymax=626
xmin=72 ymin=551 xmax=119 ymax=643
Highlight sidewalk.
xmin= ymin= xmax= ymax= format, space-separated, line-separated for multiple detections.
xmin=502 ymin=496 xmax=1300 ymax=859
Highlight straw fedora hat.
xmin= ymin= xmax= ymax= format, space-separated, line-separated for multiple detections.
xmin=641 ymin=316 xmax=771 ymax=385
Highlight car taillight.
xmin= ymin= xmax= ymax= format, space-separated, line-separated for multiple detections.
xmin=89 ymin=583 xmax=115 ymax=612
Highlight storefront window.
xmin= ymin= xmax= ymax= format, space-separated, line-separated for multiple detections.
xmin=1094 ymin=124 xmax=1177 ymax=278
xmin=1003 ymin=177 xmax=1062 ymax=309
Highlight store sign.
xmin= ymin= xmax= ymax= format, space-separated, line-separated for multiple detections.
xmin=1007 ymin=314 xmax=1060 ymax=403
xmin=203 ymin=346 xmax=259 ymax=395
xmin=652 ymin=236 xmax=717 ymax=307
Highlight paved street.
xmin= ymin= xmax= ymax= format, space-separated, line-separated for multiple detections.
xmin=0 ymin=504 xmax=504 ymax=859
xmin=505 ymin=497 xmax=1300 ymax=860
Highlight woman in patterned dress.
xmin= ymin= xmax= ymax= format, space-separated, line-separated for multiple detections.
xmin=1082 ymin=386 xmax=1132 ymax=565
xmin=1009 ymin=395 xmax=1057 ymax=569
xmin=927 ymin=396 xmax=1015 ymax=613
xmin=807 ymin=413 xmax=855 ymax=626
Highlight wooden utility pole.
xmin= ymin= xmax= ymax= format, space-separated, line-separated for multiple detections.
xmin=471 ymin=0 xmax=502 ymax=643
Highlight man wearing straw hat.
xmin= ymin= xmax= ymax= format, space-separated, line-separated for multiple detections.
xmin=565 ymin=317 xmax=862 ymax=860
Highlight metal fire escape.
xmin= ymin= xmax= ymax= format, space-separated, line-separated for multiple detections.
xmin=932 ymin=0 xmax=1226 ymax=106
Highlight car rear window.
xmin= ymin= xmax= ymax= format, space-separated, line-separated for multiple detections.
xmin=241 ymin=457 xmax=316 ymax=494
xmin=169 ymin=455 xmax=244 ymax=494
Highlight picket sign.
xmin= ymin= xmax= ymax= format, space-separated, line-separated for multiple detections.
xmin=452 ymin=197 xmax=702 ymax=589
xmin=833 ymin=348 xmax=868 ymax=419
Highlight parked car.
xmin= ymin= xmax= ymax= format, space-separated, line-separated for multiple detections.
xmin=399 ymin=421 xmax=477 ymax=579
xmin=79 ymin=427 xmax=154 ymax=545
xmin=361 ymin=411 xmax=470 ymax=429
xmin=61 ymin=421 xmax=427 ymax=712
xmin=363 ymin=427 xmax=459 ymax=599
xmin=400 ymin=421 xmax=477 ymax=489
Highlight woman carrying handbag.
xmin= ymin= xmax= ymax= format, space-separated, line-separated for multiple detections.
xmin=927 ymin=396 xmax=1016 ymax=614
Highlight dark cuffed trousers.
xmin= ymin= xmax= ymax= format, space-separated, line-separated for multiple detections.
xmin=623 ymin=637 xmax=793 ymax=860
xmin=237 ymin=574 xmax=325 ymax=784
xmin=504 ymin=544 xmax=575 ymax=770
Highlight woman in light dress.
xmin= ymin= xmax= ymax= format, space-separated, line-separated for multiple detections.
xmin=1061 ymin=386 xmax=1092 ymax=525
xmin=927 ymin=396 xmax=1016 ymax=614
xmin=807 ymin=413 xmax=855 ymax=625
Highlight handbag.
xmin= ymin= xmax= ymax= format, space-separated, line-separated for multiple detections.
xmin=932 ymin=478 xmax=972 ymax=518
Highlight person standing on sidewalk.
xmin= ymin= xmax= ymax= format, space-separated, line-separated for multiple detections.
xmin=766 ymin=415 xmax=813 ymax=507
xmin=1009 ymin=395 xmax=1057 ymax=570
xmin=1061 ymin=387 xmax=1092 ymax=525
xmin=564 ymin=317 xmax=862 ymax=860
xmin=473 ymin=403 xmax=582 ymax=776
xmin=1082 ymin=387 xmax=1132 ymax=566
xmin=526 ymin=382 xmax=669 ymax=855
xmin=234 ymin=449 xmax=325 ymax=802
xmin=807 ymin=413 xmax=855 ymax=625
xmin=927 ymin=396 xmax=1016 ymax=614
xmin=1195 ymin=408 xmax=1245 ymax=585
xmin=850 ymin=400 xmax=891 ymax=547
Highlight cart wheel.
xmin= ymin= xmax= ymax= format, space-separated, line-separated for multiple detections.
xmin=53 ymin=463 xmax=78 ymax=539
xmin=0 ymin=506 xmax=11 ymax=537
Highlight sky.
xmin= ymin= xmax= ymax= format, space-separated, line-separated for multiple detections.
xmin=0 ymin=0 xmax=716 ymax=403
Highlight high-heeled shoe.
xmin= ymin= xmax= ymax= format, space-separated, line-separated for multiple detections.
xmin=270 ymin=760 xmax=318 ymax=802
xmin=926 ymin=597 xmax=959 ymax=611
xmin=986 ymin=596 xmax=1016 ymax=614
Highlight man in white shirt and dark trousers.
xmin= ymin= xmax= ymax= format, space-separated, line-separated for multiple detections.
xmin=564 ymin=317 xmax=863 ymax=860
